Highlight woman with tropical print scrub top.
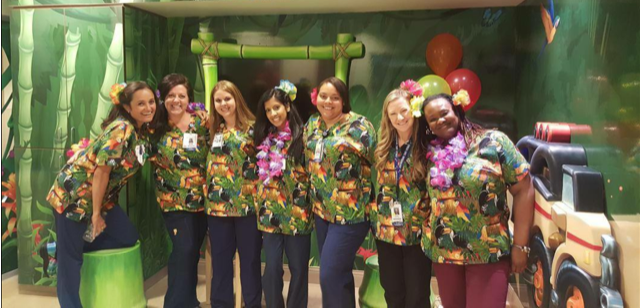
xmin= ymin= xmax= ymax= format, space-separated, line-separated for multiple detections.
xmin=205 ymin=80 xmax=262 ymax=308
xmin=370 ymin=84 xmax=432 ymax=308
xmin=46 ymin=81 xmax=156 ymax=308
xmin=254 ymin=81 xmax=313 ymax=308
xmin=149 ymin=74 xmax=209 ymax=308
xmin=304 ymin=77 xmax=376 ymax=308
xmin=420 ymin=92 xmax=534 ymax=308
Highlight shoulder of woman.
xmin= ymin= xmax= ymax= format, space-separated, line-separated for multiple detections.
xmin=107 ymin=117 xmax=135 ymax=137
xmin=306 ymin=113 xmax=320 ymax=126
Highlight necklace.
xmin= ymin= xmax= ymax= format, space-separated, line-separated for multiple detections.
xmin=256 ymin=122 xmax=292 ymax=185
xmin=426 ymin=132 xmax=468 ymax=190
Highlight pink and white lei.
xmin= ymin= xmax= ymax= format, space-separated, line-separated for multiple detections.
xmin=256 ymin=122 xmax=292 ymax=185
xmin=426 ymin=132 xmax=468 ymax=190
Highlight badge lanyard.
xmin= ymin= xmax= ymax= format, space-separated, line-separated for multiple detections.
xmin=394 ymin=139 xmax=412 ymax=197
xmin=314 ymin=130 xmax=329 ymax=161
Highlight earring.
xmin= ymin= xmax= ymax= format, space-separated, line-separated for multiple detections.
xmin=426 ymin=127 xmax=432 ymax=135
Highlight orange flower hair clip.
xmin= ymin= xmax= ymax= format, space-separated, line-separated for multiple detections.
xmin=109 ymin=83 xmax=127 ymax=105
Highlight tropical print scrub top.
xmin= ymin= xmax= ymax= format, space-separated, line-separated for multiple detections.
xmin=422 ymin=130 xmax=530 ymax=265
xmin=257 ymin=139 xmax=313 ymax=236
xmin=371 ymin=140 xmax=430 ymax=246
xmin=204 ymin=124 xmax=258 ymax=217
xmin=47 ymin=117 xmax=150 ymax=222
xmin=151 ymin=115 xmax=209 ymax=212
xmin=303 ymin=112 xmax=376 ymax=225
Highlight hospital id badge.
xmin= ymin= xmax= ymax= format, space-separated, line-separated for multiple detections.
xmin=211 ymin=133 xmax=224 ymax=149
xmin=390 ymin=200 xmax=404 ymax=227
xmin=314 ymin=140 xmax=324 ymax=161
xmin=183 ymin=133 xmax=198 ymax=151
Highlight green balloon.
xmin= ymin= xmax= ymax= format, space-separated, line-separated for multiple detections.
xmin=418 ymin=74 xmax=452 ymax=97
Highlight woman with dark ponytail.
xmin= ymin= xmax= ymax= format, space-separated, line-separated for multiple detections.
xmin=47 ymin=81 xmax=157 ymax=308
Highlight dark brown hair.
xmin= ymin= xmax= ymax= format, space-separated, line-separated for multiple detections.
xmin=101 ymin=81 xmax=157 ymax=131
xmin=317 ymin=77 xmax=351 ymax=113
xmin=151 ymin=74 xmax=194 ymax=138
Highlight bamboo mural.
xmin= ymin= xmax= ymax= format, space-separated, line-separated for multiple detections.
xmin=190 ymin=32 xmax=364 ymax=110
xmin=16 ymin=0 xmax=35 ymax=284
xmin=51 ymin=28 xmax=81 ymax=173
xmin=90 ymin=22 xmax=123 ymax=139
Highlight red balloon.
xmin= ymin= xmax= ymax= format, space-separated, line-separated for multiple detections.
xmin=445 ymin=69 xmax=482 ymax=111
xmin=426 ymin=33 xmax=463 ymax=78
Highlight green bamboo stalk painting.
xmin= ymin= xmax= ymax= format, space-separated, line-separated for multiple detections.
xmin=16 ymin=0 xmax=35 ymax=284
xmin=190 ymin=32 xmax=363 ymax=110
xmin=51 ymin=28 xmax=81 ymax=173
xmin=90 ymin=23 xmax=123 ymax=139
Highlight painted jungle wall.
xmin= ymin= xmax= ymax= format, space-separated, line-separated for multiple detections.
xmin=2 ymin=19 xmax=18 ymax=275
xmin=515 ymin=0 xmax=640 ymax=304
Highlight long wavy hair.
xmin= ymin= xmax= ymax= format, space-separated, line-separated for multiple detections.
xmin=101 ymin=81 xmax=157 ymax=132
xmin=253 ymin=88 xmax=305 ymax=164
xmin=150 ymin=73 xmax=194 ymax=139
xmin=209 ymin=80 xmax=255 ymax=136
xmin=418 ymin=93 xmax=486 ymax=150
xmin=375 ymin=89 xmax=428 ymax=183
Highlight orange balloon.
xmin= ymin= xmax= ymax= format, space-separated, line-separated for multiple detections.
xmin=426 ymin=33 xmax=463 ymax=78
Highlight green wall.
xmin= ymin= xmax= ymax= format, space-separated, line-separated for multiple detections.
xmin=515 ymin=0 xmax=640 ymax=217
xmin=2 ymin=19 xmax=18 ymax=275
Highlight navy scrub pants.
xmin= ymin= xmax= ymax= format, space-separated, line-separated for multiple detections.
xmin=262 ymin=232 xmax=311 ymax=308
xmin=162 ymin=211 xmax=208 ymax=308
xmin=207 ymin=215 xmax=262 ymax=308
xmin=55 ymin=205 xmax=139 ymax=308
xmin=315 ymin=216 xmax=369 ymax=308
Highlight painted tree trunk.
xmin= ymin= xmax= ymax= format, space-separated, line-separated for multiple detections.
xmin=51 ymin=28 xmax=81 ymax=173
xmin=16 ymin=0 xmax=35 ymax=284
xmin=90 ymin=23 xmax=124 ymax=139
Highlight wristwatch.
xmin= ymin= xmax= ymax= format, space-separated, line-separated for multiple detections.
xmin=513 ymin=244 xmax=531 ymax=254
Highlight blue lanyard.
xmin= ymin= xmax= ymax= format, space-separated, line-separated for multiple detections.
xmin=394 ymin=139 xmax=412 ymax=197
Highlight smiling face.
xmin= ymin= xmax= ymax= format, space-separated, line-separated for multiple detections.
xmin=124 ymin=88 xmax=157 ymax=128
xmin=213 ymin=90 xmax=237 ymax=122
xmin=423 ymin=97 xmax=460 ymax=140
xmin=316 ymin=83 xmax=344 ymax=124
xmin=164 ymin=84 xmax=189 ymax=117
xmin=387 ymin=97 xmax=414 ymax=137
xmin=264 ymin=97 xmax=289 ymax=131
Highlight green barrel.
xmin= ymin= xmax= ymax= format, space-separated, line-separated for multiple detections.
xmin=358 ymin=255 xmax=387 ymax=308
xmin=79 ymin=241 xmax=146 ymax=308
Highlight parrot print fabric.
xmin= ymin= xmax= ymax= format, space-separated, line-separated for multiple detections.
xmin=422 ymin=130 xmax=529 ymax=265
xmin=303 ymin=112 xmax=376 ymax=225
xmin=370 ymin=142 xmax=430 ymax=246
xmin=151 ymin=115 xmax=209 ymax=212
xmin=46 ymin=117 xmax=149 ymax=222
xmin=204 ymin=124 xmax=258 ymax=217
xmin=256 ymin=138 xmax=313 ymax=235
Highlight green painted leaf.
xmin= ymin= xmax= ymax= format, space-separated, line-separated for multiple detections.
xmin=1 ymin=238 xmax=17 ymax=249
xmin=36 ymin=201 xmax=54 ymax=217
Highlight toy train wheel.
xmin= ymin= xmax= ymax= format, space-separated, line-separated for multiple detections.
xmin=556 ymin=261 xmax=600 ymax=308
xmin=566 ymin=287 xmax=584 ymax=308
xmin=527 ymin=234 xmax=553 ymax=308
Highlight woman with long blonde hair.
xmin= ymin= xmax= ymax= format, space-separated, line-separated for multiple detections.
xmin=371 ymin=82 xmax=432 ymax=308
xmin=205 ymin=80 xmax=262 ymax=308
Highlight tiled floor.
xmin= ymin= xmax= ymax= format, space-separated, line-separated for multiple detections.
xmin=2 ymin=269 xmax=527 ymax=307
